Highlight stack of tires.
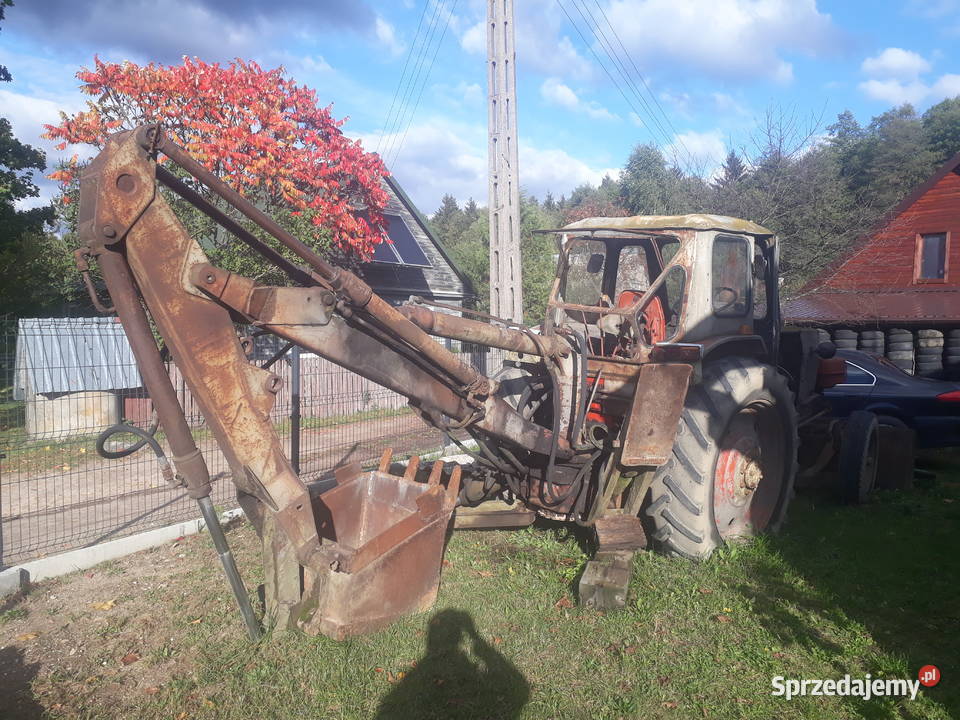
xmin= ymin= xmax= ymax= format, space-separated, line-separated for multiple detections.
xmin=857 ymin=329 xmax=885 ymax=355
xmin=946 ymin=330 xmax=960 ymax=379
xmin=886 ymin=328 xmax=914 ymax=375
xmin=831 ymin=328 xmax=858 ymax=350
xmin=916 ymin=329 xmax=944 ymax=378
xmin=816 ymin=328 xmax=831 ymax=345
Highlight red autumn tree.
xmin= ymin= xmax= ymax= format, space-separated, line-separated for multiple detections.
xmin=43 ymin=57 xmax=389 ymax=260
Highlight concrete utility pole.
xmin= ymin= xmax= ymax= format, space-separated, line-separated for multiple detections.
xmin=487 ymin=0 xmax=524 ymax=323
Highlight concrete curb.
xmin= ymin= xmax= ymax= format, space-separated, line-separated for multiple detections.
xmin=0 ymin=507 xmax=244 ymax=598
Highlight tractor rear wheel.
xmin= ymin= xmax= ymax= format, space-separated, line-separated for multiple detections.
xmin=644 ymin=357 xmax=798 ymax=559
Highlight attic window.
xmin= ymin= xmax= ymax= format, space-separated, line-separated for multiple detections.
xmin=371 ymin=214 xmax=432 ymax=267
xmin=915 ymin=232 xmax=949 ymax=282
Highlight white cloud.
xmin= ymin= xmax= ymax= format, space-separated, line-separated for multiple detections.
xmin=518 ymin=144 xmax=620 ymax=200
xmin=665 ymin=130 xmax=727 ymax=176
xmin=356 ymin=117 xmax=620 ymax=210
xmin=0 ymin=88 xmax=92 ymax=208
xmin=540 ymin=78 xmax=618 ymax=121
xmin=602 ymin=0 xmax=841 ymax=84
xmin=861 ymin=48 xmax=931 ymax=80
xmin=375 ymin=16 xmax=405 ymax=57
xmin=857 ymin=48 xmax=960 ymax=106
xmin=858 ymin=78 xmax=929 ymax=105
xmin=460 ymin=20 xmax=486 ymax=54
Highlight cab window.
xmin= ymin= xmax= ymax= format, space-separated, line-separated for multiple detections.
xmin=712 ymin=235 xmax=750 ymax=317
xmin=563 ymin=239 xmax=606 ymax=306
xmin=614 ymin=245 xmax=651 ymax=297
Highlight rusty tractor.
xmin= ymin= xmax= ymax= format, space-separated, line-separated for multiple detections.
xmin=76 ymin=125 xmax=835 ymax=640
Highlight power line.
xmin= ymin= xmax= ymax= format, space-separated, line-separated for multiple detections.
xmin=588 ymin=0 xmax=715 ymax=172
xmin=376 ymin=0 xmax=431 ymax=155
xmin=554 ymin=1 xmax=665 ymax=155
xmin=390 ymin=0 xmax=460 ymax=166
xmin=566 ymin=0 xmax=698 ymax=174
xmin=380 ymin=0 xmax=446 ymax=164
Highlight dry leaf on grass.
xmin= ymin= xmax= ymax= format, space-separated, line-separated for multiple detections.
xmin=475 ymin=570 xmax=494 ymax=578
xmin=662 ymin=701 xmax=678 ymax=709
xmin=697 ymin=588 xmax=713 ymax=594
xmin=713 ymin=614 xmax=732 ymax=623
xmin=554 ymin=596 xmax=574 ymax=610
xmin=189 ymin=618 xmax=202 ymax=624
xmin=492 ymin=637 xmax=502 ymax=645
xmin=90 ymin=600 xmax=116 ymax=611
xmin=15 ymin=632 xmax=39 ymax=642
xmin=120 ymin=652 xmax=140 ymax=665
xmin=144 ymin=687 xmax=160 ymax=695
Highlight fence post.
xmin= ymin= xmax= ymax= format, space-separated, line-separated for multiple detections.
xmin=290 ymin=346 xmax=301 ymax=474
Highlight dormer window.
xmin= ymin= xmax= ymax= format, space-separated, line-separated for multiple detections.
xmin=915 ymin=232 xmax=949 ymax=282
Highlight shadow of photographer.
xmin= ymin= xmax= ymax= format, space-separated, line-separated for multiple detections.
xmin=376 ymin=609 xmax=529 ymax=720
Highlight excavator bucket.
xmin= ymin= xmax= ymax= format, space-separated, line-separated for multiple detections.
xmin=262 ymin=452 xmax=461 ymax=640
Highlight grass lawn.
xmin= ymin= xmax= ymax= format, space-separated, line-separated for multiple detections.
xmin=0 ymin=470 xmax=957 ymax=719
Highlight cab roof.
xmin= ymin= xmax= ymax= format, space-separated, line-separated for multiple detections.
xmin=562 ymin=213 xmax=775 ymax=238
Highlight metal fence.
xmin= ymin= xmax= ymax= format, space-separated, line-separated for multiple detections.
xmin=0 ymin=317 xmax=502 ymax=566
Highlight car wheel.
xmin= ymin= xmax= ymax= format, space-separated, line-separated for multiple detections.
xmin=839 ymin=411 xmax=879 ymax=504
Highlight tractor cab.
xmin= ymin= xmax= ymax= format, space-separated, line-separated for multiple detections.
xmin=543 ymin=214 xmax=781 ymax=364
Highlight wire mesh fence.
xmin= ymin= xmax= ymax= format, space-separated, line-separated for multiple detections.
xmin=0 ymin=317 xmax=503 ymax=567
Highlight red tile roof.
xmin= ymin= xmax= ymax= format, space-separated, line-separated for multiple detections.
xmin=783 ymin=289 xmax=960 ymax=327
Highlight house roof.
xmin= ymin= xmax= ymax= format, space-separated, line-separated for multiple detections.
xmin=14 ymin=317 xmax=142 ymax=399
xmin=784 ymin=288 xmax=960 ymax=327
xmin=797 ymin=149 xmax=960 ymax=295
xmin=563 ymin=213 xmax=774 ymax=238
xmin=784 ymin=150 xmax=960 ymax=327
xmin=381 ymin=174 xmax=476 ymax=300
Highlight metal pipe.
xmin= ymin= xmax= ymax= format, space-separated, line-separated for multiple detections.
xmin=290 ymin=346 xmax=301 ymax=475
xmin=95 ymin=247 xmax=213 ymax=499
xmin=159 ymin=136 xmax=339 ymax=282
xmin=159 ymin=131 xmax=491 ymax=396
xmin=155 ymin=166 xmax=317 ymax=288
xmin=397 ymin=305 xmax=568 ymax=357
xmin=197 ymin=496 xmax=261 ymax=641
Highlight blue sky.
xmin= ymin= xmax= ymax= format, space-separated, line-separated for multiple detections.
xmin=3 ymin=0 xmax=960 ymax=214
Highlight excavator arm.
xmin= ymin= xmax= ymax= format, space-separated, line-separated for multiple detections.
xmin=77 ymin=125 xmax=576 ymax=638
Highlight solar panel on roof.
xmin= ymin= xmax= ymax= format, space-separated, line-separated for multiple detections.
xmin=384 ymin=214 xmax=431 ymax=267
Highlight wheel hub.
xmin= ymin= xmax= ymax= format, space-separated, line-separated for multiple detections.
xmin=713 ymin=410 xmax=780 ymax=540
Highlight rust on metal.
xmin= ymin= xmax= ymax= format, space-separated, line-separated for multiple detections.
xmin=620 ymin=363 xmax=693 ymax=467
xmin=398 ymin=304 xmax=568 ymax=357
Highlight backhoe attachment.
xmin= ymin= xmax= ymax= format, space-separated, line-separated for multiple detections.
xmin=77 ymin=125 xmax=565 ymax=638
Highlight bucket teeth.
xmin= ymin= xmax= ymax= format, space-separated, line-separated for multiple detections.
xmin=378 ymin=447 xmax=394 ymax=473
xmin=446 ymin=465 xmax=462 ymax=503
xmin=427 ymin=460 xmax=444 ymax=485
xmin=403 ymin=454 xmax=421 ymax=483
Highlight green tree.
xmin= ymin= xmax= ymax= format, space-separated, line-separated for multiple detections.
xmin=0 ymin=1 xmax=13 ymax=83
xmin=922 ymin=97 xmax=960 ymax=163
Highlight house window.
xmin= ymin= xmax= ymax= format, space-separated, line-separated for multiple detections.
xmin=916 ymin=232 xmax=948 ymax=282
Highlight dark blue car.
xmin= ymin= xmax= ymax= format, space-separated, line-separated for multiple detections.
xmin=823 ymin=349 xmax=960 ymax=448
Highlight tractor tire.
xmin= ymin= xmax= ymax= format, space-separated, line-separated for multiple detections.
xmin=838 ymin=411 xmax=879 ymax=504
xmin=644 ymin=357 xmax=797 ymax=559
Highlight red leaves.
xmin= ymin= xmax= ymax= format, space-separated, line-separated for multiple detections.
xmin=42 ymin=57 xmax=389 ymax=260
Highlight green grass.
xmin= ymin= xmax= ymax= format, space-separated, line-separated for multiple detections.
xmin=2 ymin=473 xmax=958 ymax=719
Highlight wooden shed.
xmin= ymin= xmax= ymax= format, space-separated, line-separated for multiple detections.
xmin=784 ymin=151 xmax=960 ymax=376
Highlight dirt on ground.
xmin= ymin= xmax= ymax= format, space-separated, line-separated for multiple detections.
xmin=0 ymin=523 xmax=261 ymax=720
